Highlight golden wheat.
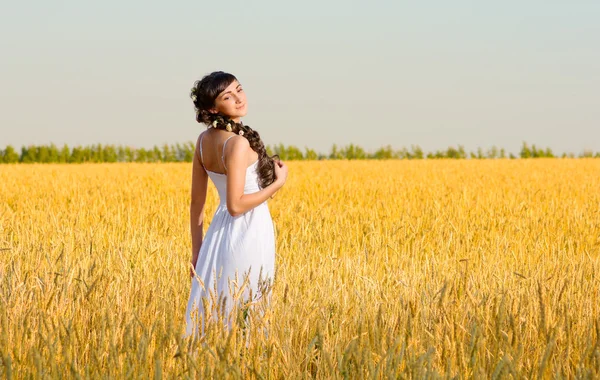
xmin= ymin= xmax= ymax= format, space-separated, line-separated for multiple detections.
xmin=0 ymin=159 xmax=599 ymax=378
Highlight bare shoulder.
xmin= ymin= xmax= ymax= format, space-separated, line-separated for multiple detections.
xmin=223 ymin=135 xmax=252 ymax=167
xmin=196 ymin=130 xmax=210 ymax=154
xmin=226 ymin=134 xmax=250 ymax=151
xmin=195 ymin=130 xmax=206 ymax=146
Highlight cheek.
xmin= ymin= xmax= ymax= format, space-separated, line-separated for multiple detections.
xmin=219 ymin=101 xmax=234 ymax=112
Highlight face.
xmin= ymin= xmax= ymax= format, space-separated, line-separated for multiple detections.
xmin=210 ymin=80 xmax=247 ymax=122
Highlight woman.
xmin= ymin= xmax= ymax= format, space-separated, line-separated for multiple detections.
xmin=184 ymin=71 xmax=288 ymax=338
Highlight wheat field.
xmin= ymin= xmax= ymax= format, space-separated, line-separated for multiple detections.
xmin=1 ymin=159 xmax=599 ymax=378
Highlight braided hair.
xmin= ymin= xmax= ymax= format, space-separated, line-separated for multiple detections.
xmin=190 ymin=71 xmax=279 ymax=189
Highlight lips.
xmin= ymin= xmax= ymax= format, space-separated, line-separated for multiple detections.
xmin=236 ymin=103 xmax=246 ymax=110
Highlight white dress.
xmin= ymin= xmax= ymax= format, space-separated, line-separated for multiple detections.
xmin=184 ymin=132 xmax=276 ymax=339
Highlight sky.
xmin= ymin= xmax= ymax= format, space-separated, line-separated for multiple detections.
xmin=1 ymin=0 xmax=599 ymax=155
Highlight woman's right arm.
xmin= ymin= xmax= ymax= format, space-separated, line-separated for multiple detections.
xmin=225 ymin=137 xmax=287 ymax=217
xmin=228 ymin=180 xmax=283 ymax=216
xmin=190 ymin=134 xmax=208 ymax=277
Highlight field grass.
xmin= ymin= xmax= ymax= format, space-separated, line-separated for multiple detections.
xmin=1 ymin=159 xmax=599 ymax=378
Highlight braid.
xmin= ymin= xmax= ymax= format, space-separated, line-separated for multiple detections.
xmin=205 ymin=114 xmax=279 ymax=189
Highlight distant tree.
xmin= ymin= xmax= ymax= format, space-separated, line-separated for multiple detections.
xmin=265 ymin=145 xmax=274 ymax=157
xmin=486 ymin=146 xmax=498 ymax=159
xmin=272 ymin=144 xmax=286 ymax=160
xmin=433 ymin=150 xmax=446 ymax=159
xmin=136 ymin=148 xmax=148 ymax=163
xmin=150 ymin=146 xmax=162 ymax=162
xmin=304 ymin=147 xmax=318 ymax=160
xmin=446 ymin=146 xmax=463 ymax=159
xmin=161 ymin=144 xmax=175 ymax=162
xmin=476 ymin=147 xmax=484 ymax=159
xmin=341 ymin=144 xmax=366 ymax=159
xmin=124 ymin=146 xmax=135 ymax=162
xmin=37 ymin=145 xmax=50 ymax=163
xmin=395 ymin=147 xmax=410 ymax=159
xmin=411 ymin=145 xmax=423 ymax=159
xmin=47 ymin=143 xmax=59 ymax=162
xmin=21 ymin=146 xmax=38 ymax=163
xmin=174 ymin=142 xmax=193 ymax=162
xmin=116 ymin=146 xmax=126 ymax=162
xmin=103 ymin=145 xmax=118 ymax=163
xmin=273 ymin=143 xmax=303 ymax=160
xmin=59 ymin=144 xmax=70 ymax=163
xmin=81 ymin=146 xmax=93 ymax=162
xmin=89 ymin=144 xmax=98 ymax=162
xmin=145 ymin=147 xmax=156 ymax=163
xmin=183 ymin=142 xmax=194 ymax=162
xmin=329 ymin=144 xmax=344 ymax=159
xmin=374 ymin=145 xmax=394 ymax=159
xmin=285 ymin=145 xmax=304 ymax=160
xmin=71 ymin=146 xmax=84 ymax=163
xmin=1 ymin=145 xmax=19 ymax=163
xmin=520 ymin=142 xmax=532 ymax=158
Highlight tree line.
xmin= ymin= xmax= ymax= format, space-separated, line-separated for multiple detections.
xmin=0 ymin=142 xmax=599 ymax=163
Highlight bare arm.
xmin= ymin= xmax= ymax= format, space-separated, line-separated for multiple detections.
xmin=190 ymin=134 xmax=209 ymax=277
xmin=225 ymin=136 xmax=283 ymax=217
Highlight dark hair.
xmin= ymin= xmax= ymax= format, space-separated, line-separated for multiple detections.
xmin=190 ymin=71 xmax=279 ymax=189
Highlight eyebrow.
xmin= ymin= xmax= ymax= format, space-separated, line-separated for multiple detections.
xmin=220 ymin=84 xmax=242 ymax=98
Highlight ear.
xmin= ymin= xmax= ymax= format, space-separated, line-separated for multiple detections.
xmin=209 ymin=107 xmax=217 ymax=114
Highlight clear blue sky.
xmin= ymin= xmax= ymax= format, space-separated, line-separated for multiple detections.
xmin=1 ymin=0 xmax=599 ymax=155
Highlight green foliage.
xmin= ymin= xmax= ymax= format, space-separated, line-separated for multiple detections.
xmin=580 ymin=150 xmax=595 ymax=158
xmin=270 ymin=144 xmax=303 ymax=161
xmin=329 ymin=144 xmax=344 ymax=160
xmin=373 ymin=145 xmax=394 ymax=159
xmin=0 ymin=145 xmax=20 ymax=163
xmin=0 ymin=142 xmax=597 ymax=163
xmin=304 ymin=147 xmax=319 ymax=160
xmin=341 ymin=144 xmax=367 ymax=159
xmin=520 ymin=142 xmax=555 ymax=158
xmin=411 ymin=145 xmax=424 ymax=159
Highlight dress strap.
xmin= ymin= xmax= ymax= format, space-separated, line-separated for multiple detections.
xmin=221 ymin=135 xmax=237 ymax=172
xmin=198 ymin=132 xmax=207 ymax=172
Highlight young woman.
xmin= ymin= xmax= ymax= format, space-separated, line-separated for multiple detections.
xmin=184 ymin=71 xmax=288 ymax=338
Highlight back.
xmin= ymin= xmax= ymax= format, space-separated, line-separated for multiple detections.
xmin=197 ymin=130 xmax=259 ymax=175
xmin=197 ymin=131 xmax=261 ymax=204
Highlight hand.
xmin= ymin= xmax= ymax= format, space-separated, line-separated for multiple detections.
xmin=189 ymin=260 xmax=197 ymax=279
xmin=273 ymin=160 xmax=288 ymax=187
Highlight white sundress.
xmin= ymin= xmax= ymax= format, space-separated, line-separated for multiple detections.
xmin=184 ymin=131 xmax=276 ymax=339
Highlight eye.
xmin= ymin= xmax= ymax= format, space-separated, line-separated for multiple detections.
xmin=238 ymin=88 xmax=243 ymax=92
xmin=224 ymin=97 xmax=230 ymax=100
